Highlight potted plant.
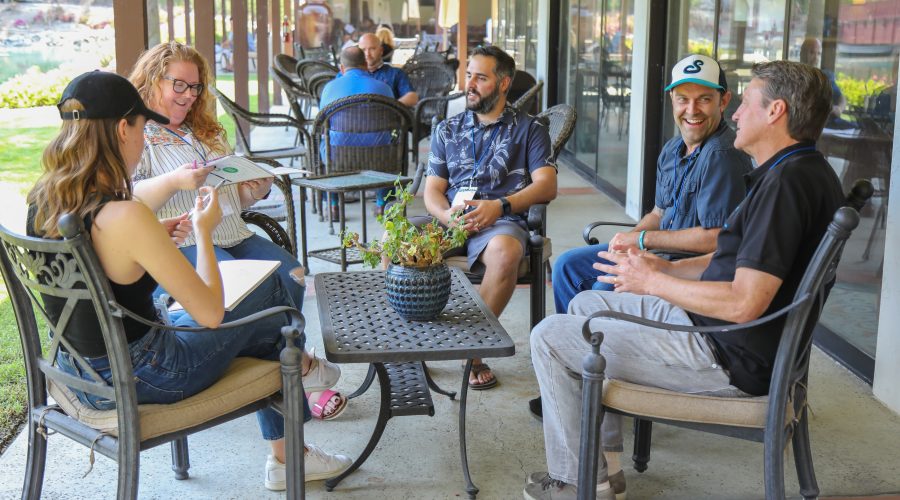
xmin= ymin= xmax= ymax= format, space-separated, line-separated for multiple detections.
xmin=342 ymin=180 xmax=468 ymax=321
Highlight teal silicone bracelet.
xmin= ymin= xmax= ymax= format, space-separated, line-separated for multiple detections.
xmin=638 ymin=230 xmax=647 ymax=251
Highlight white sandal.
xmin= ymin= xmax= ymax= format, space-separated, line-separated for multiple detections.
xmin=302 ymin=348 xmax=341 ymax=392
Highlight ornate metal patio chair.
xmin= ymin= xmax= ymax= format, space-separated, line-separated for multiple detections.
xmin=0 ymin=214 xmax=307 ymax=500
xmin=576 ymin=182 xmax=873 ymax=500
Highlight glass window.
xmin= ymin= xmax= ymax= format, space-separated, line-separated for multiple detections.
xmin=793 ymin=1 xmax=897 ymax=358
xmin=492 ymin=0 xmax=539 ymax=76
xmin=558 ymin=0 xmax=633 ymax=194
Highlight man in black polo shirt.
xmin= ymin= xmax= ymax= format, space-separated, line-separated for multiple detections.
xmin=524 ymin=61 xmax=844 ymax=500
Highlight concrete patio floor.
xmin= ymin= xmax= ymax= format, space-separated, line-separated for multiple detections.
xmin=2 ymin=126 xmax=899 ymax=499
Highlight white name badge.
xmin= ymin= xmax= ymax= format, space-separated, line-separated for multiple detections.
xmin=451 ymin=187 xmax=478 ymax=209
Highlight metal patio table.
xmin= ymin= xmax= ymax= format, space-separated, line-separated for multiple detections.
xmin=292 ymin=170 xmax=412 ymax=272
xmin=314 ymin=268 xmax=516 ymax=498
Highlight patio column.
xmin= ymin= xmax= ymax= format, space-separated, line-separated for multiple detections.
xmin=457 ymin=0 xmax=467 ymax=92
xmin=195 ymin=0 xmax=216 ymax=78
xmin=113 ymin=0 xmax=149 ymax=76
xmin=258 ymin=0 xmax=270 ymax=113
xmin=271 ymin=0 xmax=283 ymax=105
xmin=232 ymin=0 xmax=250 ymax=109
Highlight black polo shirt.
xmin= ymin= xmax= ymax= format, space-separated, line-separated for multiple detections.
xmin=689 ymin=142 xmax=844 ymax=396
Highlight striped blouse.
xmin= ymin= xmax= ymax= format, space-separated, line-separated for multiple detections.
xmin=134 ymin=121 xmax=252 ymax=248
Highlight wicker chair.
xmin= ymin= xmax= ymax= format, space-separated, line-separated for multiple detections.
xmin=307 ymin=72 xmax=336 ymax=103
xmin=576 ymin=183 xmax=873 ymax=500
xmin=0 ymin=214 xmax=307 ymax=500
xmin=507 ymin=70 xmax=540 ymax=113
xmin=402 ymin=60 xmax=457 ymax=99
xmin=272 ymin=65 xmax=318 ymax=124
xmin=296 ymin=60 xmax=339 ymax=91
xmin=310 ymin=93 xmax=413 ymax=229
xmin=536 ymin=104 xmax=577 ymax=163
xmin=274 ymin=53 xmax=302 ymax=85
xmin=297 ymin=44 xmax=337 ymax=64
xmin=210 ymin=87 xmax=312 ymax=168
xmin=511 ymin=81 xmax=544 ymax=115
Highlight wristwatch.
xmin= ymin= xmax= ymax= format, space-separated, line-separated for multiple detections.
xmin=499 ymin=197 xmax=511 ymax=216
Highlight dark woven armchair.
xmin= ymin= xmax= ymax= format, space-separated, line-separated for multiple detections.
xmin=307 ymin=72 xmax=336 ymax=102
xmin=296 ymin=60 xmax=339 ymax=91
xmin=210 ymin=87 xmax=312 ymax=168
xmin=272 ymin=65 xmax=317 ymax=125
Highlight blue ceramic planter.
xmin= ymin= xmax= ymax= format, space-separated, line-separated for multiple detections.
xmin=384 ymin=263 xmax=452 ymax=321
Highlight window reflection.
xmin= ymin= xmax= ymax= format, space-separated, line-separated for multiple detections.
xmin=559 ymin=0 xmax=632 ymax=193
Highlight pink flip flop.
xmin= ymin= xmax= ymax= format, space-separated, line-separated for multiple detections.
xmin=306 ymin=389 xmax=348 ymax=420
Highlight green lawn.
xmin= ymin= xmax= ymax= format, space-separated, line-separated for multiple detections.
xmin=0 ymin=117 xmax=51 ymax=452
xmin=0 ymin=75 xmax=271 ymax=453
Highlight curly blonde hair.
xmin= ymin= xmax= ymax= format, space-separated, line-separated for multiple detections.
xmin=28 ymin=100 xmax=137 ymax=238
xmin=129 ymin=41 xmax=227 ymax=153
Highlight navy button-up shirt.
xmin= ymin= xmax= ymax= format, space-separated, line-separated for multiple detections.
xmin=427 ymin=106 xmax=556 ymax=224
xmin=654 ymin=121 xmax=752 ymax=231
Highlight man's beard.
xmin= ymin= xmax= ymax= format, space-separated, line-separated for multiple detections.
xmin=466 ymin=86 xmax=502 ymax=114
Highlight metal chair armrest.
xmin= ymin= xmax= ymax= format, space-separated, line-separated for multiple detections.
xmin=527 ymin=204 xmax=547 ymax=234
xmin=111 ymin=302 xmax=304 ymax=334
xmin=582 ymin=220 xmax=637 ymax=245
xmin=580 ymin=293 xmax=812 ymax=344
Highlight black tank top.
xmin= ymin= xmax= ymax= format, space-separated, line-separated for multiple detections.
xmin=27 ymin=204 xmax=160 ymax=358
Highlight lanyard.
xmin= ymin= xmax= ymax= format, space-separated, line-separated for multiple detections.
xmin=161 ymin=126 xmax=208 ymax=163
xmin=723 ymin=145 xmax=818 ymax=229
xmin=668 ymin=142 xmax=703 ymax=228
xmin=469 ymin=125 xmax=500 ymax=185
xmin=766 ymin=146 xmax=816 ymax=171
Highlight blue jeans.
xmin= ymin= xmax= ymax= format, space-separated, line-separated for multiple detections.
xmin=58 ymin=273 xmax=311 ymax=441
xmin=552 ymin=244 xmax=615 ymax=314
xmin=177 ymin=235 xmax=305 ymax=313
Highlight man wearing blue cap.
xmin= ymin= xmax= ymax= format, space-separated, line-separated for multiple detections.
xmin=552 ymin=54 xmax=752 ymax=316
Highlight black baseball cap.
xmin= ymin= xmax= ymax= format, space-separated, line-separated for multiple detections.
xmin=58 ymin=71 xmax=170 ymax=125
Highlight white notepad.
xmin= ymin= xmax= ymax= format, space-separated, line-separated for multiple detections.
xmin=169 ymin=259 xmax=281 ymax=312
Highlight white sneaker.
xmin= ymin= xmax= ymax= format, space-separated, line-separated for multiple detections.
xmin=304 ymin=443 xmax=353 ymax=481
xmin=302 ymin=348 xmax=341 ymax=392
xmin=263 ymin=446 xmax=353 ymax=490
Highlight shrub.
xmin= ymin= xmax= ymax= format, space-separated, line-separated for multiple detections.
xmin=0 ymin=67 xmax=77 ymax=109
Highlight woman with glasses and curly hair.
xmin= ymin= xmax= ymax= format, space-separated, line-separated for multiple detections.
xmin=126 ymin=42 xmax=352 ymax=485
xmin=28 ymin=71 xmax=353 ymax=492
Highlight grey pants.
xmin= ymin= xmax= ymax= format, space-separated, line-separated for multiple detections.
xmin=530 ymin=290 xmax=748 ymax=484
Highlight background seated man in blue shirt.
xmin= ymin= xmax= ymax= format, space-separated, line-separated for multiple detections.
xmin=552 ymin=54 xmax=751 ymax=314
xmin=358 ymin=32 xmax=418 ymax=215
xmin=423 ymin=45 xmax=557 ymax=390
xmin=319 ymin=46 xmax=395 ymax=221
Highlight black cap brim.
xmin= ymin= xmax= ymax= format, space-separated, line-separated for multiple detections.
xmin=138 ymin=104 xmax=170 ymax=125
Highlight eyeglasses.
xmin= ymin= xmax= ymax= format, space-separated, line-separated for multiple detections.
xmin=163 ymin=76 xmax=204 ymax=97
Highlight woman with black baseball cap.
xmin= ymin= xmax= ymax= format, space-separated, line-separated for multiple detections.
xmin=27 ymin=70 xmax=350 ymax=492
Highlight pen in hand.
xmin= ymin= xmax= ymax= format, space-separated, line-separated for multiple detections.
xmin=188 ymin=179 xmax=228 ymax=218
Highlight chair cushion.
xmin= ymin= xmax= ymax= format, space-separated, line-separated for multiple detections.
xmin=445 ymin=236 xmax=552 ymax=278
xmin=48 ymin=357 xmax=282 ymax=441
xmin=602 ymin=379 xmax=782 ymax=429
